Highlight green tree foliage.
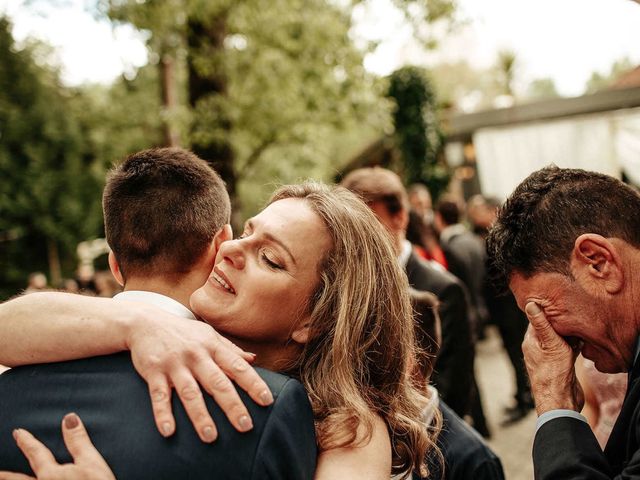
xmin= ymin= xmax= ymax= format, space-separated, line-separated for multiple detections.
xmin=495 ymin=49 xmax=517 ymax=98
xmin=526 ymin=77 xmax=560 ymax=100
xmin=98 ymin=0 xmax=457 ymax=220
xmin=585 ymin=57 xmax=634 ymax=94
xmin=0 ymin=13 xmax=162 ymax=299
xmin=0 ymin=17 xmax=104 ymax=296
xmin=387 ymin=66 xmax=449 ymax=199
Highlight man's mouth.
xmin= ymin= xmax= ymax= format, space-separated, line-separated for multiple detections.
xmin=210 ymin=270 xmax=236 ymax=294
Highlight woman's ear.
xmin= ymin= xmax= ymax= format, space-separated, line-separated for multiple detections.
xmin=571 ymin=234 xmax=624 ymax=294
xmin=108 ymin=251 xmax=124 ymax=287
xmin=291 ymin=321 xmax=310 ymax=344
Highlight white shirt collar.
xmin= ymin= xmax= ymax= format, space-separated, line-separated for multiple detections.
xmin=114 ymin=291 xmax=196 ymax=320
xmin=398 ymin=239 xmax=413 ymax=268
xmin=439 ymin=223 xmax=467 ymax=244
xmin=422 ymin=385 xmax=440 ymax=426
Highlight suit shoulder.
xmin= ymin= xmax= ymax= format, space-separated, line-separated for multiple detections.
xmin=439 ymin=402 xmax=504 ymax=479
xmin=406 ymin=253 xmax=462 ymax=293
xmin=254 ymin=368 xmax=306 ymax=401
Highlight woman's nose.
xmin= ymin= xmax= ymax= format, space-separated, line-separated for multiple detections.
xmin=220 ymin=239 xmax=246 ymax=269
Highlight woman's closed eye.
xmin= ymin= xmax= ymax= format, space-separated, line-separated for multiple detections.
xmin=261 ymin=252 xmax=284 ymax=270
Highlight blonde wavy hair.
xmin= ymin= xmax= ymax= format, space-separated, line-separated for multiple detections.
xmin=269 ymin=182 xmax=440 ymax=478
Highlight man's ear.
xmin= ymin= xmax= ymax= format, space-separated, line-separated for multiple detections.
xmin=291 ymin=320 xmax=310 ymax=345
xmin=214 ymin=224 xmax=233 ymax=252
xmin=571 ymin=234 xmax=624 ymax=294
xmin=108 ymin=251 xmax=124 ymax=287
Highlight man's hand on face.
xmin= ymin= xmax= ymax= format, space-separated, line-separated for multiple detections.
xmin=522 ymin=302 xmax=584 ymax=416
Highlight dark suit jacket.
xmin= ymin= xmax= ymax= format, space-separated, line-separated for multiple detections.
xmin=440 ymin=228 xmax=488 ymax=328
xmin=533 ymin=356 xmax=640 ymax=479
xmin=405 ymin=251 xmax=474 ymax=417
xmin=422 ymin=401 xmax=505 ymax=480
xmin=0 ymin=353 xmax=317 ymax=480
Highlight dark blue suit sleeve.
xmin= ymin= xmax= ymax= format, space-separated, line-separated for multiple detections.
xmin=251 ymin=378 xmax=317 ymax=480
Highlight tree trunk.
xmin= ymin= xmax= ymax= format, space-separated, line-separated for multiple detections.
xmin=160 ymin=52 xmax=181 ymax=147
xmin=186 ymin=14 xmax=241 ymax=229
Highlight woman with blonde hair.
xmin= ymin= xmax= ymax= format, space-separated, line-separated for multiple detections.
xmin=0 ymin=182 xmax=439 ymax=479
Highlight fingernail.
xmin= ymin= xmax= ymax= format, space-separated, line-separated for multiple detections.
xmin=64 ymin=413 xmax=79 ymax=429
xmin=260 ymin=389 xmax=273 ymax=405
xmin=12 ymin=429 xmax=19 ymax=441
xmin=203 ymin=426 xmax=216 ymax=442
xmin=238 ymin=415 xmax=253 ymax=432
xmin=526 ymin=302 xmax=542 ymax=316
xmin=162 ymin=422 xmax=173 ymax=436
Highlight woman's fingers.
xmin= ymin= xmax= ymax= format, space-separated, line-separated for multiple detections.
xmin=146 ymin=374 xmax=176 ymax=438
xmin=171 ymin=368 xmax=218 ymax=442
xmin=12 ymin=428 xmax=57 ymax=477
xmin=208 ymin=337 xmax=273 ymax=408
xmin=217 ymin=335 xmax=256 ymax=362
xmin=192 ymin=357 xmax=254 ymax=434
xmin=60 ymin=413 xmax=108 ymax=468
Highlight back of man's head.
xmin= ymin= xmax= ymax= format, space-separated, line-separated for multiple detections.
xmin=487 ymin=165 xmax=640 ymax=289
xmin=340 ymin=167 xmax=409 ymax=215
xmin=103 ymin=147 xmax=230 ymax=280
xmin=435 ymin=198 xmax=460 ymax=226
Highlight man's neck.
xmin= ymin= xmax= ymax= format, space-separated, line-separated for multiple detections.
xmin=123 ymin=275 xmax=203 ymax=309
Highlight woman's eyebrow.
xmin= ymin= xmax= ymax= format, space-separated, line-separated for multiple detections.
xmin=246 ymin=219 xmax=296 ymax=266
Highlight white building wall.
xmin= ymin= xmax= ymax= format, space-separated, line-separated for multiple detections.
xmin=472 ymin=107 xmax=640 ymax=199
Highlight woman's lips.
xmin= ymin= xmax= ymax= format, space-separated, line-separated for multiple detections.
xmin=210 ymin=268 xmax=236 ymax=294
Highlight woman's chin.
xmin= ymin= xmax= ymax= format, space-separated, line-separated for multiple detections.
xmin=189 ymin=285 xmax=217 ymax=321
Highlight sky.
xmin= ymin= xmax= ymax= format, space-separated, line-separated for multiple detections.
xmin=2 ymin=0 xmax=640 ymax=97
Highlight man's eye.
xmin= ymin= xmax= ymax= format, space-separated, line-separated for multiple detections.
xmin=236 ymin=233 xmax=248 ymax=240
xmin=261 ymin=253 xmax=283 ymax=270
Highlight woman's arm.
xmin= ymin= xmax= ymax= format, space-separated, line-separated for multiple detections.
xmin=314 ymin=415 xmax=392 ymax=480
xmin=0 ymin=292 xmax=273 ymax=440
xmin=0 ymin=292 xmax=133 ymax=366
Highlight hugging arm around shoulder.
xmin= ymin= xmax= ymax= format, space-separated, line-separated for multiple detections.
xmin=533 ymin=416 xmax=640 ymax=480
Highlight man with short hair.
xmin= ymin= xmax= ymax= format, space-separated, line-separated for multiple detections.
xmin=434 ymin=197 xmax=488 ymax=329
xmin=341 ymin=167 xmax=475 ymax=420
xmin=0 ymin=148 xmax=317 ymax=479
xmin=487 ymin=165 xmax=640 ymax=479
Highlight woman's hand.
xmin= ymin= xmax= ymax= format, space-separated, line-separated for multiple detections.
xmin=125 ymin=311 xmax=274 ymax=443
xmin=0 ymin=413 xmax=115 ymax=480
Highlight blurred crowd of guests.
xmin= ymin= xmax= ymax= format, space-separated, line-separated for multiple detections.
xmin=24 ymin=265 xmax=122 ymax=298
xmin=407 ymin=183 xmax=534 ymax=428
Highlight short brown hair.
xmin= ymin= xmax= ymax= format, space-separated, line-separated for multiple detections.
xmin=487 ymin=165 xmax=640 ymax=289
xmin=340 ymin=167 xmax=408 ymax=214
xmin=103 ymin=147 xmax=230 ymax=279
